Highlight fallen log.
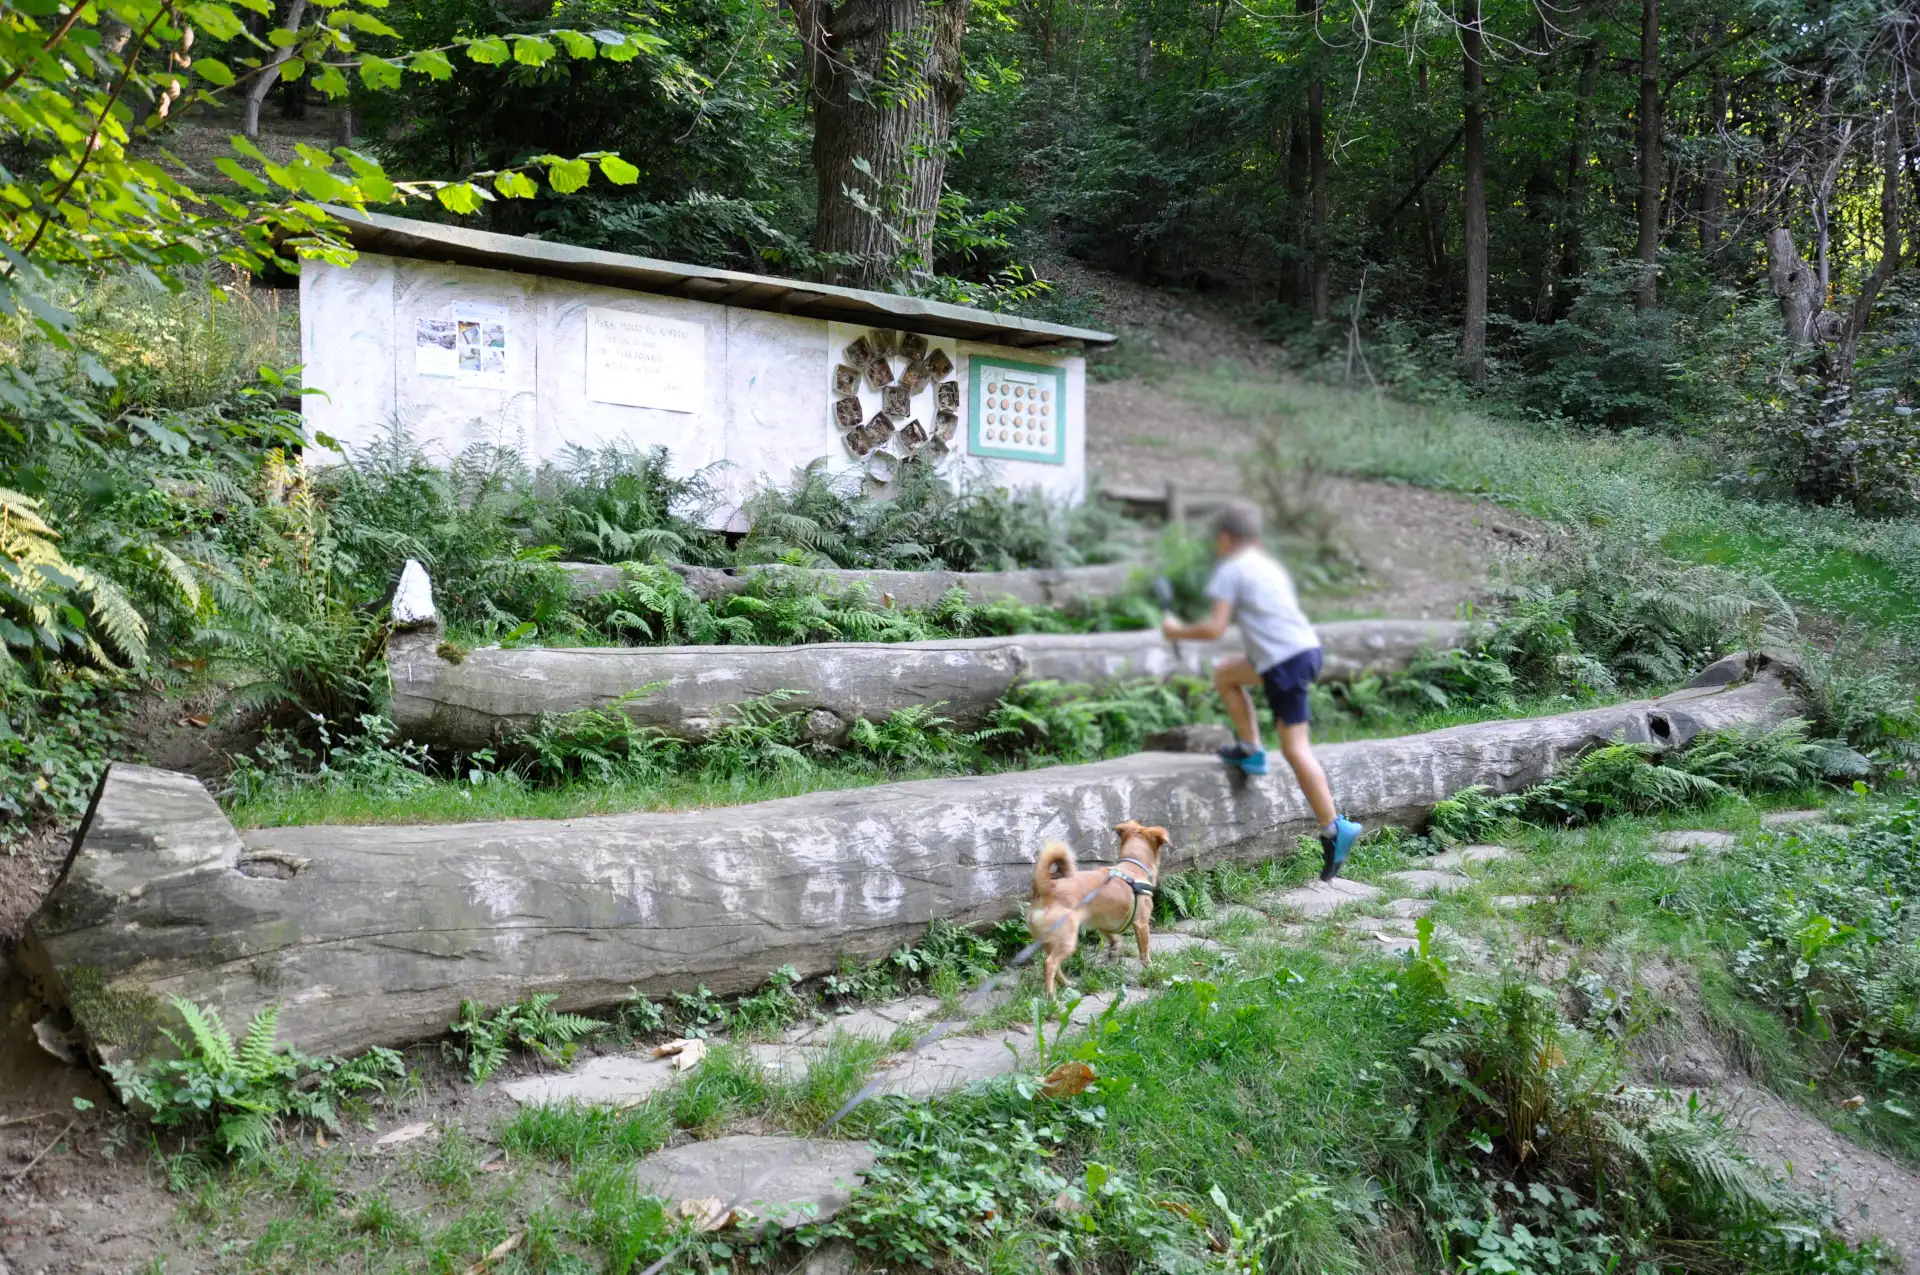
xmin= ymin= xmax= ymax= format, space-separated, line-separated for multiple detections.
xmin=24 ymin=655 xmax=1798 ymax=1063
xmin=391 ymin=617 xmax=1472 ymax=749
xmin=564 ymin=561 xmax=1141 ymax=610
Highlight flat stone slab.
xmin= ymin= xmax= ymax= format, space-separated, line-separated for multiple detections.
xmin=1259 ymin=877 xmax=1383 ymax=917
xmin=1386 ymin=869 xmax=1472 ymax=896
xmin=1428 ymin=845 xmax=1513 ymax=871
xmin=745 ymin=1044 xmax=821 ymax=1080
xmin=1491 ymin=895 xmax=1539 ymax=909
xmin=1650 ymin=850 xmax=1689 ymax=866
xmin=502 ymin=1054 xmax=678 ymax=1107
xmin=1174 ymin=904 xmax=1268 ymax=932
xmin=1655 ymin=830 xmax=1737 ymax=853
xmin=786 ymin=996 xmax=941 ymax=1045
xmin=871 ymin=1031 xmax=1027 ymax=1099
xmin=1760 ymin=809 xmax=1827 ymax=827
xmin=631 ymin=1134 xmax=877 ymax=1230
xmin=1387 ymin=897 xmax=1434 ymax=918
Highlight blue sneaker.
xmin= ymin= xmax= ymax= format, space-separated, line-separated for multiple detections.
xmin=1320 ymin=816 xmax=1363 ymax=881
xmin=1216 ymin=740 xmax=1269 ymax=776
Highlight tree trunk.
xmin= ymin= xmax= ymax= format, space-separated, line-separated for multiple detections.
xmin=387 ymin=619 xmax=1474 ymax=750
xmin=1555 ymin=37 xmax=1603 ymax=310
xmin=1460 ymin=0 xmax=1488 ymax=383
xmin=1303 ymin=0 xmax=1329 ymax=323
xmin=1765 ymin=228 xmax=1820 ymax=346
xmin=1634 ymin=0 xmax=1661 ymax=310
xmin=27 ymin=660 xmax=1802 ymax=1063
xmin=1836 ymin=106 xmax=1903 ymax=373
xmin=794 ymin=0 xmax=972 ymax=288
xmin=242 ymin=0 xmax=306 ymax=139
xmin=1699 ymin=59 xmax=1728 ymax=258
xmin=1282 ymin=116 xmax=1308 ymax=305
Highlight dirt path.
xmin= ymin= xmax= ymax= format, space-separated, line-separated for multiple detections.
xmin=1645 ymin=982 xmax=1920 ymax=1272
xmin=1063 ymin=261 xmax=1541 ymax=622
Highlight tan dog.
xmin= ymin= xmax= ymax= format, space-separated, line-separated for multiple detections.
xmin=1028 ymin=820 xmax=1172 ymax=998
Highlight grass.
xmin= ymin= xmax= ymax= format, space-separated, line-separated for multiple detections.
xmin=1179 ymin=370 xmax=1920 ymax=640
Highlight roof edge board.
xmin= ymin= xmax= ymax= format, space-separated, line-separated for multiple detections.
xmin=317 ymin=207 xmax=1116 ymax=349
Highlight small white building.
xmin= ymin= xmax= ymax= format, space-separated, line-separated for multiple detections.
xmin=299 ymin=211 xmax=1115 ymax=523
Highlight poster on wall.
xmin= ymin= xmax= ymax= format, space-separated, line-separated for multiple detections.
xmin=968 ymin=357 xmax=1066 ymax=464
xmin=825 ymin=322 xmax=960 ymax=479
xmin=586 ymin=307 xmax=706 ymax=413
xmin=414 ymin=302 xmax=510 ymax=386
xmin=453 ymin=302 xmax=509 ymax=386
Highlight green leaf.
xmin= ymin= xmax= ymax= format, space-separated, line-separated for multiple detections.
xmin=547 ymin=157 xmax=591 ymax=193
xmin=341 ymin=150 xmax=397 ymax=203
xmin=555 ymin=29 xmax=597 ymax=58
xmin=408 ymin=48 xmax=454 ymax=80
xmin=599 ymin=154 xmax=639 ymax=185
xmin=358 ymin=55 xmax=403 ymax=90
xmin=493 ymin=170 xmax=539 ymax=199
xmin=279 ymin=56 xmax=307 ymax=82
xmin=332 ymin=10 xmax=401 ymax=37
xmin=185 ymin=3 xmax=247 ymax=39
xmin=214 ymin=156 xmax=271 ymax=194
xmin=465 ymin=35 xmax=510 ymax=65
xmin=193 ymin=57 xmax=236 ymax=87
xmin=310 ymin=62 xmax=349 ymax=97
xmin=511 ymin=35 xmax=556 ymax=66
xmin=435 ymin=182 xmax=491 ymax=214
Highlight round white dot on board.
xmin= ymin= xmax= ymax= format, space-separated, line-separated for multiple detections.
xmin=1041 ymin=389 xmax=1051 ymax=402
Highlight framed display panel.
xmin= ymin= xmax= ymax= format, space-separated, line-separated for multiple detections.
xmin=968 ymin=357 xmax=1066 ymax=465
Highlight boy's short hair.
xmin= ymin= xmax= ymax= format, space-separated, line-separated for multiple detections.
xmin=1211 ymin=501 xmax=1262 ymax=542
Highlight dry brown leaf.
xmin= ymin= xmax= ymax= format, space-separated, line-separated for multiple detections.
xmin=678 ymin=1197 xmax=733 ymax=1231
xmin=672 ymin=1039 xmax=708 ymax=1071
xmin=1040 ymin=1060 xmax=1096 ymax=1098
xmin=1050 ymin=1190 xmax=1086 ymax=1214
xmin=314 ymin=1128 xmax=329 ymax=1149
xmin=1841 ymin=1095 xmax=1867 ymax=1111
xmin=462 ymin=1229 xmax=524 ymax=1275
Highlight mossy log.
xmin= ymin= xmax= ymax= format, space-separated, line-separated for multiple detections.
xmin=24 ymin=656 xmax=1798 ymax=1063
xmin=390 ymin=619 xmax=1473 ymax=750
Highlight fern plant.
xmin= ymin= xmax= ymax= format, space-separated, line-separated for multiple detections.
xmin=105 ymin=997 xmax=405 ymax=1156
xmin=0 ymin=487 xmax=151 ymax=680
xmin=450 ymin=994 xmax=603 ymax=1084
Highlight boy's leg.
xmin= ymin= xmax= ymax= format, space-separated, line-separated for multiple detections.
xmin=1275 ymin=723 xmax=1337 ymax=827
xmin=1212 ymin=656 xmax=1265 ymax=750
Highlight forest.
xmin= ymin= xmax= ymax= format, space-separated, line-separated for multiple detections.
xmin=5 ymin=0 xmax=1920 ymax=1272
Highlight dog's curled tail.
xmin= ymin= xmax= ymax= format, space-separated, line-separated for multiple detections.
xmin=1032 ymin=841 xmax=1075 ymax=898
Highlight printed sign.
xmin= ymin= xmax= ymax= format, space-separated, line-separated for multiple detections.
xmin=587 ymin=308 xmax=706 ymax=413
xmin=968 ymin=357 xmax=1066 ymax=464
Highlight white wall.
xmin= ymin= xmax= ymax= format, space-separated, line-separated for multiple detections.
xmin=300 ymin=254 xmax=1087 ymax=522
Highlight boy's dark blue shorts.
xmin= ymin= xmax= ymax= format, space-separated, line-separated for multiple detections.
xmin=1260 ymin=647 xmax=1324 ymax=727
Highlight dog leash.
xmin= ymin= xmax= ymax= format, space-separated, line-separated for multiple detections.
xmin=634 ymin=866 xmax=1141 ymax=1275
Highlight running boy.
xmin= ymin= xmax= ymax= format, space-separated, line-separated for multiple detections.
xmin=1160 ymin=502 xmax=1363 ymax=881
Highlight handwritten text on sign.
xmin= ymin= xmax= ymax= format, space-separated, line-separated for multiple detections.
xmin=586 ymin=308 xmax=706 ymax=413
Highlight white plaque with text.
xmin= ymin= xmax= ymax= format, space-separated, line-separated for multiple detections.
xmin=586 ymin=308 xmax=705 ymax=413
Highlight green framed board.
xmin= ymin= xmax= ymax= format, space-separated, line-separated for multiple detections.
xmin=968 ymin=356 xmax=1066 ymax=465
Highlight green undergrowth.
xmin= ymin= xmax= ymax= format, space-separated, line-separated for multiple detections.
xmin=220 ymin=679 xmax=1613 ymax=828
xmin=1203 ymin=371 xmax=1920 ymax=641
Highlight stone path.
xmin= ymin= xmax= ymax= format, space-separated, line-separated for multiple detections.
xmin=630 ymin=1134 xmax=877 ymax=1230
xmin=510 ymin=821 xmax=1919 ymax=1249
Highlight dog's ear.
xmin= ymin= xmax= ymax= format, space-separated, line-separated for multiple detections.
xmin=1144 ymin=825 xmax=1172 ymax=851
xmin=1113 ymin=820 xmax=1144 ymax=843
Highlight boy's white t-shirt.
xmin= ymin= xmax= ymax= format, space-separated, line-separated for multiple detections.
xmin=1204 ymin=545 xmax=1319 ymax=674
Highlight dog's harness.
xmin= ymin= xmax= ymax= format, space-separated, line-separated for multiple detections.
xmin=1106 ymin=855 xmax=1159 ymax=929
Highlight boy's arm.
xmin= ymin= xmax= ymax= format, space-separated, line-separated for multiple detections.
xmin=1161 ymin=597 xmax=1233 ymax=642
